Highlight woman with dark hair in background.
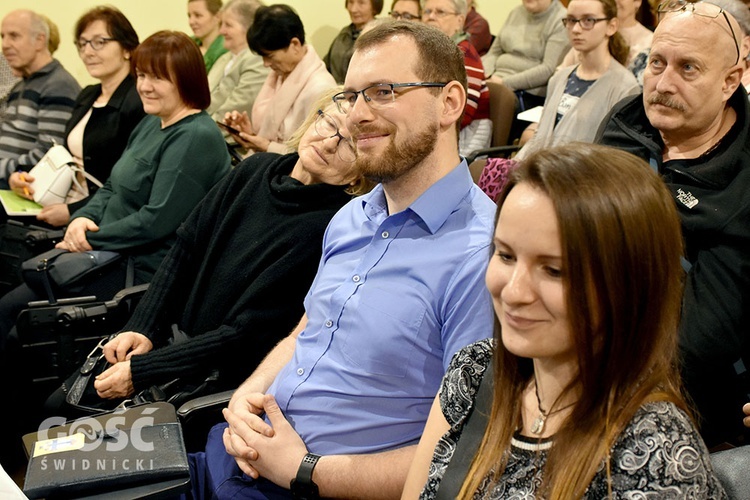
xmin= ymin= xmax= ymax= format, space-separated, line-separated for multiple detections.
xmin=402 ymin=143 xmax=725 ymax=499
xmin=325 ymin=0 xmax=384 ymax=83
xmin=9 ymin=6 xmax=145 ymax=227
xmin=188 ymin=0 xmax=228 ymax=73
xmin=223 ymin=4 xmax=336 ymax=154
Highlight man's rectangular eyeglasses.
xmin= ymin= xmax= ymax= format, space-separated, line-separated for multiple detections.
xmin=657 ymin=0 xmax=740 ymax=65
xmin=561 ymin=17 xmax=609 ymax=29
xmin=332 ymin=82 xmax=448 ymax=114
xmin=315 ymin=110 xmax=357 ymax=162
xmin=422 ymin=8 xmax=458 ymax=18
xmin=75 ymin=37 xmax=114 ymax=52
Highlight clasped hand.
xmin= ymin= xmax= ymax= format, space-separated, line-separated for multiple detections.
xmin=223 ymin=393 xmax=308 ymax=488
xmin=93 ymin=332 xmax=153 ymax=399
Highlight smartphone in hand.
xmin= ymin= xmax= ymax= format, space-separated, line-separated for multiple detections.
xmin=217 ymin=121 xmax=241 ymax=136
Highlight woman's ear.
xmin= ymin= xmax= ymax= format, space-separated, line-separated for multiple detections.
xmin=606 ymin=16 xmax=619 ymax=37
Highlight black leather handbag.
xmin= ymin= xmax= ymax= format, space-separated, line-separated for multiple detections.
xmin=21 ymin=248 xmax=124 ymax=303
xmin=23 ymin=401 xmax=190 ymax=499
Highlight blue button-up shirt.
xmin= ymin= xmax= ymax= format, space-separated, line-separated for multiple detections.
xmin=268 ymin=160 xmax=496 ymax=455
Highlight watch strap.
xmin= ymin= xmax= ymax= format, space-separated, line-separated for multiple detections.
xmin=290 ymin=453 xmax=321 ymax=499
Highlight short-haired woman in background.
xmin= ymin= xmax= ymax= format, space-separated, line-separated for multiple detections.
xmin=325 ymin=0 xmax=384 ymax=84
xmin=206 ymin=0 xmax=268 ymax=121
xmin=222 ymin=4 xmax=336 ymax=155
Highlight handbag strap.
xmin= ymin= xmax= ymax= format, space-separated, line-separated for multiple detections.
xmin=70 ymin=165 xmax=104 ymax=189
xmin=436 ymin=355 xmax=494 ymax=500
xmin=64 ymin=336 xmax=109 ymax=406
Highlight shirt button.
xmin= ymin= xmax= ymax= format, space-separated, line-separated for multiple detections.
xmin=381 ymin=231 xmax=389 ymax=239
xmin=352 ymin=275 xmax=360 ymax=282
xmin=325 ymin=320 xmax=333 ymax=328
xmin=297 ymin=368 xmax=304 ymax=376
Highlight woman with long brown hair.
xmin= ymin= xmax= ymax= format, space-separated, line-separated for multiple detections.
xmin=402 ymin=143 xmax=726 ymax=499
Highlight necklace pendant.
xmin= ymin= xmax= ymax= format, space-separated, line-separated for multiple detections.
xmin=531 ymin=414 xmax=546 ymax=435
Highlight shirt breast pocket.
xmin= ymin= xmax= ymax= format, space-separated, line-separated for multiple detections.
xmin=341 ymin=288 xmax=427 ymax=378
xmin=116 ymin=156 xmax=152 ymax=194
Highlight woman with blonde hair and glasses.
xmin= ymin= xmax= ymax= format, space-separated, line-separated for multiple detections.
xmin=402 ymin=143 xmax=725 ymax=499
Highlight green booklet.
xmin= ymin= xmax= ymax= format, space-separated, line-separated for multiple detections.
xmin=0 ymin=189 xmax=42 ymax=216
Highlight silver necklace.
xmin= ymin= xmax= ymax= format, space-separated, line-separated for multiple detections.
xmin=531 ymin=379 xmax=577 ymax=435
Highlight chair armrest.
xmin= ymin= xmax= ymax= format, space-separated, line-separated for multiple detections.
xmin=465 ymin=145 xmax=520 ymax=165
xmin=177 ymin=389 xmax=235 ymax=420
xmin=177 ymin=389 xmax=235 ymax=452
xmin=110 ymin=283 xmax=149 ymax=305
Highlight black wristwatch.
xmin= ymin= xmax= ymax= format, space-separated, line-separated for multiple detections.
xmin=290 ymin=452 xmax=321 ymax=499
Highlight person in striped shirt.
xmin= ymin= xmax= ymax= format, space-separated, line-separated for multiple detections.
xmin=0 ymin=9 xmax=79 ymax=187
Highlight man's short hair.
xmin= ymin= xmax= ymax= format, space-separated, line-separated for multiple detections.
xmin=26 ymin=11 xmax=49 ymax=47
xmin=422 ymin=0 xmax=468 ymax=15
xmin=354 ymin=21 xmax=467 ymax=93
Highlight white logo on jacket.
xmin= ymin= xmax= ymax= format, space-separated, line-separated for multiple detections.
xmin=676 ymin=188 xmax=699 ymax=209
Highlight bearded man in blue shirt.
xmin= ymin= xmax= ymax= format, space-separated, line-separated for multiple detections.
xmin=188 ymin=21 xmax=496 ymax=500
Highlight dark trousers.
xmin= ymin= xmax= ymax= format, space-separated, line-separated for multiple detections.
xmin=186 ymin=423 xmax=292 ymax=499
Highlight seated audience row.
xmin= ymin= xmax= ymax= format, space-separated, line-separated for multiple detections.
xmin=0 ymin=29 xmax=230 ymax=470
xmin=45 ymin=89 xmax=373 ymax=417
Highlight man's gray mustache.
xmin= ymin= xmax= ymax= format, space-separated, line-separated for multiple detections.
xmin=647 ymin=94 xmax=687 ymax=112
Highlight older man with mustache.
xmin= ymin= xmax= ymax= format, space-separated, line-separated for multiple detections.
xmin=596 ymin=0 xmax=750 ymax=450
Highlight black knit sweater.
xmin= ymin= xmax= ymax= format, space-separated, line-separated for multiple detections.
xmin=125 ymin=152 xmax=352 ymax=391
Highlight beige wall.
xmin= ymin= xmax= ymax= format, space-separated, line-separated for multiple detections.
xmin=1 ymin=1 xmax=515 ymax=86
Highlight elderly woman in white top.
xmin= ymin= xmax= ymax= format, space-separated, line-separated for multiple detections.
xmin=206 ymin=0 xmax=269 ymax=122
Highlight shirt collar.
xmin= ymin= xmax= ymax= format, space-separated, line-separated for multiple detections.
xmin=361 ymin=158 xmax=474 ymax=234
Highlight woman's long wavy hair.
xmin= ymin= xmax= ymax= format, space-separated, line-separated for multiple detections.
xmin=458 ymin=143 xmax=688 ymax=499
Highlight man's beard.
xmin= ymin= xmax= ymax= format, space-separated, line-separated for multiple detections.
xmin=354 ymin=121 xmax=439 ymax=184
